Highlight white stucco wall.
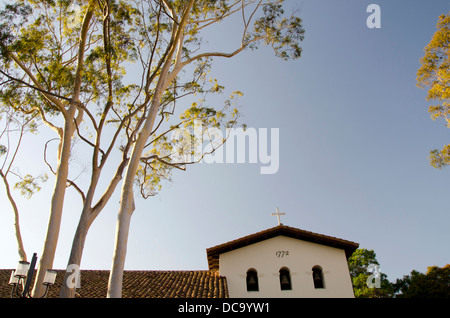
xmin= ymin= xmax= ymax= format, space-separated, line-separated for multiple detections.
xmin=218 ymin=235 xmax=355 ymax=298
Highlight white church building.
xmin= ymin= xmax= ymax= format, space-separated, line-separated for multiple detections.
xmin=206 ymin=222 xmax=359 ymax=298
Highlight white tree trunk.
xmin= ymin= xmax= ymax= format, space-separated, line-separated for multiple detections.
xmin=106 ymin=99 xmax=163 ymax=298
xmin=59 ymin=209 xmax=92 ymax=298
xmin=59 ymin=159 xmax=127 ymax=298
xmin=106 ymin=190 xmax=134 ymax=298
xmin=106 ymin=0 xmax=196 ymax=297
xmin=32 ymin=117 xmax=75 ymax=297
xmin=31 ymin=5 xmax=94 ymax=297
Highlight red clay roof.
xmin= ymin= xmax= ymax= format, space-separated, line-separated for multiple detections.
xmin=206 ymin=224 xmax=359 ymax=271
xmin=0 ymin=269 xmax=228 ymax=298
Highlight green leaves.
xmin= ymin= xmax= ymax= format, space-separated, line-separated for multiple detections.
xmin=14 ymin=173 xmax=48 ymax=199
xmin=0 ymin=0 xmax=303 ymax=201
xmin=348 ymin=248 xmax=393 ymax=298
xmin=251 ymin=1 xmax=305 ymax=60
xmin=0 ymin=3 xmax=32 ymax=61
xmin=393 ymin=265 xmax=450 ymax=298
xmin=417 ymin=12 xmax=450 ymax=169
xmin=137 ymin=88 xmax=242 ymax=199
xmin=429 ymin=145 xmax=450 ymax=169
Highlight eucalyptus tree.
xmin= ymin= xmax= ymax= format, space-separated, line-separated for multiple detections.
xmin=0 ymin=0 xmax=95 ymax=297
xmin=417 ymin=12 xmax=450 ymax=168
xmin=0 ymin=0 xmax=163 ymax=297
xmin=0 ymin=0 xmax=305 ymax=299
xmin=105 ymin=0 xmax=305 ymax=298
xmin=0 ymin=0 xmax=235 ymax=298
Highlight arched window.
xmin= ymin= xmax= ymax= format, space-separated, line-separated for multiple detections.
xmin=312 ymin=266 xmax=324 ymax=289
xmin=279 ymin=267 xmax=292 ymax=290
xmin=246 ymin=268 xmax=259 ymax=292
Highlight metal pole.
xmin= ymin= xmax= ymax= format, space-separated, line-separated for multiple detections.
xmin=21 ymin=253 xmax=37 ymax=298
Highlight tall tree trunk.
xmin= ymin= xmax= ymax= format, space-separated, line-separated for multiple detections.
xmin=106 ymin=1 xmax=195 ymax=297
xmin=59 ymin=165 xmax=100 ymax=298
xmin=32 ymin=115 xmax=75 ymax=297
xmin=106 ymin=99 xmax=162 ymax=298
xmin=106 ymin=189 xmax=135 ymax=298
xmin=0 ymin=171 xmax=27 ymax=262
xmin=59 ymin=156 xmax=128 ymax=298
xmin=31 ymin=4 xmax=94 ymax=297
xmin=59 ymin=209 xmax=93 ymax=298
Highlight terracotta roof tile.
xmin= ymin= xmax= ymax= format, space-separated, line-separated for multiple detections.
xmin=0 ymin=269 xmax=228 ymax=298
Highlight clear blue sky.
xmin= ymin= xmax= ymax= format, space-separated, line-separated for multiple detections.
xmin=1 ymin=0 xmax=450 ymax=284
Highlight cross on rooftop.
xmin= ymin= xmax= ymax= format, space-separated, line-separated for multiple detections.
xmin=271 ymin=207 xmax=285 ymax=226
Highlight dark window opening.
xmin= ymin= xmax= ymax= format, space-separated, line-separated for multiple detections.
xmin=312 ymin=266 xmax=325 ymax=289
xmin=279 ymin=267 xmax=292 ymax=290
xmin=246 ymin=268 xmax=259 ymax=292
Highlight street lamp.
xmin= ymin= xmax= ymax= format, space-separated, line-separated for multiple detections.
xmin=8 ymin=253 xmax=57 ymax=298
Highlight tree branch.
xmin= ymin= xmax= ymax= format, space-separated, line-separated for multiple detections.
xmin=0 ymin=66 xmax=68 ymax=115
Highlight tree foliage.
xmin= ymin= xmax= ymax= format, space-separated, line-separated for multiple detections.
xmin=393 ymin=264 xmax=450 ymax=298
xmin=348 ymin=249 xmax=450 ymax=298
xmin=417 ymin=12 xmax=450 ymax=168
xmin=348 ymin=248 xmax=393 ymax=298
xmin=0 ymin=107 xmax=47 ymax=262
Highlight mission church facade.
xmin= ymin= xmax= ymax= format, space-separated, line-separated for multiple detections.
xmin=207 ymin=217 xmax=358 ymax=298
xmin=0 ymin=212 xmax=359 ymax=298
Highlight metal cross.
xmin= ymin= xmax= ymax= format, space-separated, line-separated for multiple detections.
xmin=271 ymin=207 xmax=285 ymax=225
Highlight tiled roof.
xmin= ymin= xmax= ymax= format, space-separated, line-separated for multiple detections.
xmin=206 ymin=224 xmax=359 ymax=271
xmin=0 ymin=269 xmax=228 ymax=298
